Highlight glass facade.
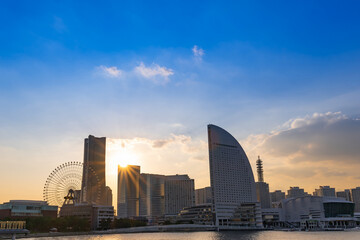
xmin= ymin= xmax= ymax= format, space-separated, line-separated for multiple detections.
xmin=323 ymin=202 xmax=354 ymax=218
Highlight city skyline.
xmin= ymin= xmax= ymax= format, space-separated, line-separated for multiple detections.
xmin=1 ymin=1 xmax=360 ymax=205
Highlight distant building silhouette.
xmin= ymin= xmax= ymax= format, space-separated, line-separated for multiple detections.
xmin=195 ymin=187 xmax=212 ymax=205
xmin=351 ymin=187 xmax=360 ymax=212
xmin=117 ymin=165 xmax=140 ymax=218
xmin=104 ymin=186 xmax=113 ymax=206
xmin=117 ymin=165 xmax=195 ymax=220
xmin=208 ymin=124 xmax=262 ymax=228
xmin=313 ymin=186 xmax=336 ymax=197
xmin=139 ymin=174 xmax=165 ymax=221
xmin=81 ymin=135 xmax=112 ymax=206
xmin=286 ymin=187 xmax=310 ymax=199
xmin=270 ymin=190 xmax=286 ymax=205
xmin=255 ymin=156 xmax=271 ymax=208
xmin=336 ymin=189 xmax=352 ymax=201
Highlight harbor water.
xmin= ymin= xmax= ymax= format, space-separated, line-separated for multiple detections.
xmin=25 ymin=230 xmax=360 ymax=240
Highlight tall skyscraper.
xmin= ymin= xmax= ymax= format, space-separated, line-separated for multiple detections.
xmin=139 ymin=173 xmax=165 ymax=220
xmin=351 ymin=187 xmax=360 ymax=212
xmin=255 ymin=156 xmax=271 ymax=208
xmin=313 ymin=186 xmax=336 ymax=197
xmin=117 ymin=165 xmax=140 ymax=218
xmin=81 ymin=135 xmax=111 ymax=205
xmin=208 ymin=124 xmax=259 ymax=227
xmin=164 ymin=174 xmax=195 ymax=216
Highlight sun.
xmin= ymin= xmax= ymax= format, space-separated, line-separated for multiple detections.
xmin=117 ymin=151 xmax=139 ymax=168
xmin=106 ymin=140 xmax=140 ymax=176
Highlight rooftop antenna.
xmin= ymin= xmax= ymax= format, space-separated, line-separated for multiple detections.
xmin=256 ymin=156 xmax=264 ymax=182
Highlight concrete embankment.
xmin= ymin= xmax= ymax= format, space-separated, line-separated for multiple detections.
xmin=1 ymin=224 xmax=217 ymax=239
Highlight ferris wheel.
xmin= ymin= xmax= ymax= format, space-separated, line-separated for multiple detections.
xmin=43 ymin=161 xmax=84 ymax=207
xmin=43 ymin=161 xmax=102 ymax=207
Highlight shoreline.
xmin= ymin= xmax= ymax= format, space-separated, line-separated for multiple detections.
xmin=1 ymin=224 xmax=218 ymax=239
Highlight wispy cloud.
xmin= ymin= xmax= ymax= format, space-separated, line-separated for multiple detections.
xmin=135 ymin=62 xmax=174 ymax=84
xmin=98 ymin=65 xmax=123 ymax=78
xmin=192 ymin=45 xmax=205 ymax=61
xmin=53 ymin=16 xmax=67 ymax=33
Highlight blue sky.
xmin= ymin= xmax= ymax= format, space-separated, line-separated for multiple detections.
xmin=1 ymin=1 xmax=360 ymax=202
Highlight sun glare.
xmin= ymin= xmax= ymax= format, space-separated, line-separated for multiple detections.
xmin=106 ymin=140 xmax=140 ymax=176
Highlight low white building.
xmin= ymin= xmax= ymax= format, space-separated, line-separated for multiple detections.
xmin=278 ymin=196 xmax=357 ymax=229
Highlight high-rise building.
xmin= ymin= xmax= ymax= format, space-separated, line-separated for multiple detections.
xmin=81 ymin=135 xmax=111 ymax=205
xmin=255 ymin=156 xmax=271 ymax=209
xmin=117 ymin=166 xmax=194 ymax=220
xmin=313 ymin=186 xmax=336 ymax=197
xmin=270 ymin=190 xmax=286 ymax=203
xmin=104 ymin=186 xmax=113 ymax=206
xmin=286 ymin=187 xmax=310 ymax=199
xmin=139 ymin=173 xmax=165 ymax=220
xmin=164 ymin=175 xmax=195 ymax=216
xmin=117 ymin=165 xmax=140 ymax=218
xmin=351 ymin=187 xmax=360 ymax=212
xmin=336 ymin=189 xmax=352 ymax=202
xmin=195 ymin=187 xmax=212 ymax=205
xmin=256 ymin=182 xmax=271 ymax=208
xmin=208 ymin=124 xmax=261 ymax=228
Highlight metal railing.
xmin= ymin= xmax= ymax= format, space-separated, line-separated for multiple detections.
xmin=0 ymin=221 xmax=26 ymax=230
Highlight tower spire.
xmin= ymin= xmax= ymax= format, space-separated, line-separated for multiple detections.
xmin=256 ymin=155 xmax=264 ymax=182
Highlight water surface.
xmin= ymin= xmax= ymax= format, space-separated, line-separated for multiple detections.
xmin=26 ymin=230 xmax=360 ymax=240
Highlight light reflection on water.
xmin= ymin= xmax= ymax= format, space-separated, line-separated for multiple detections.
xmin=26 ymin=231 xmax=360 ymax=240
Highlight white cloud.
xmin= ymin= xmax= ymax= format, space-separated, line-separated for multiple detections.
xmin=135 ymin=62 xmax=174 ymax=84
xmin=98 ymin=65 xmax=123 ymax=78
xmin=242 ymin=112 xmax=360 ymax=192
xmin=192 ymin=45 xmax=205 ymax=60
xmin=106 ymin=135 xmax=209 ymax=187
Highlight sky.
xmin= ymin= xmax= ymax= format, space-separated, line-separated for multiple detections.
xmin=1 ymin=1 xmax=360 ymax=204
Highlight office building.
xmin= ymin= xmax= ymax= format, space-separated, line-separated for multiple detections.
xmin=117 ymin=165 xmax=140 ymax=218
xmin=195 ymin=187 xmax=212 ymax=205
xmin=286 ymin=187 xmax=310 ymax=199
xmin=81 ymin=135 xmax=112 ymax=206
xmin=139 ymin=173 xmax=165 ymax=221
xmin=207 ymin=124 xmax=261 ymax=228
xmin=313 ymin=186 xmax=336 ymax=197
xmin=104 ymin=186 xmax=113 ymax=206
xmin=255 ymin=156 xmax=271 ymax=208
xmin=60 ymin=203 xmax=114 ymax=230
xmin=351 ymin=187 xmax=360 ymax=212
xmin=0 ymin=200 xmax=58 ymax=219
xmin=164 ymin=174 xmax=195 ymax=216
xmin=336 ymin=189 xmax=352 ymax=202
xmin=270 ymin=190 xmax=286 ymax=204
xmin=117 ymin=165 xmax=195 ymax=221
